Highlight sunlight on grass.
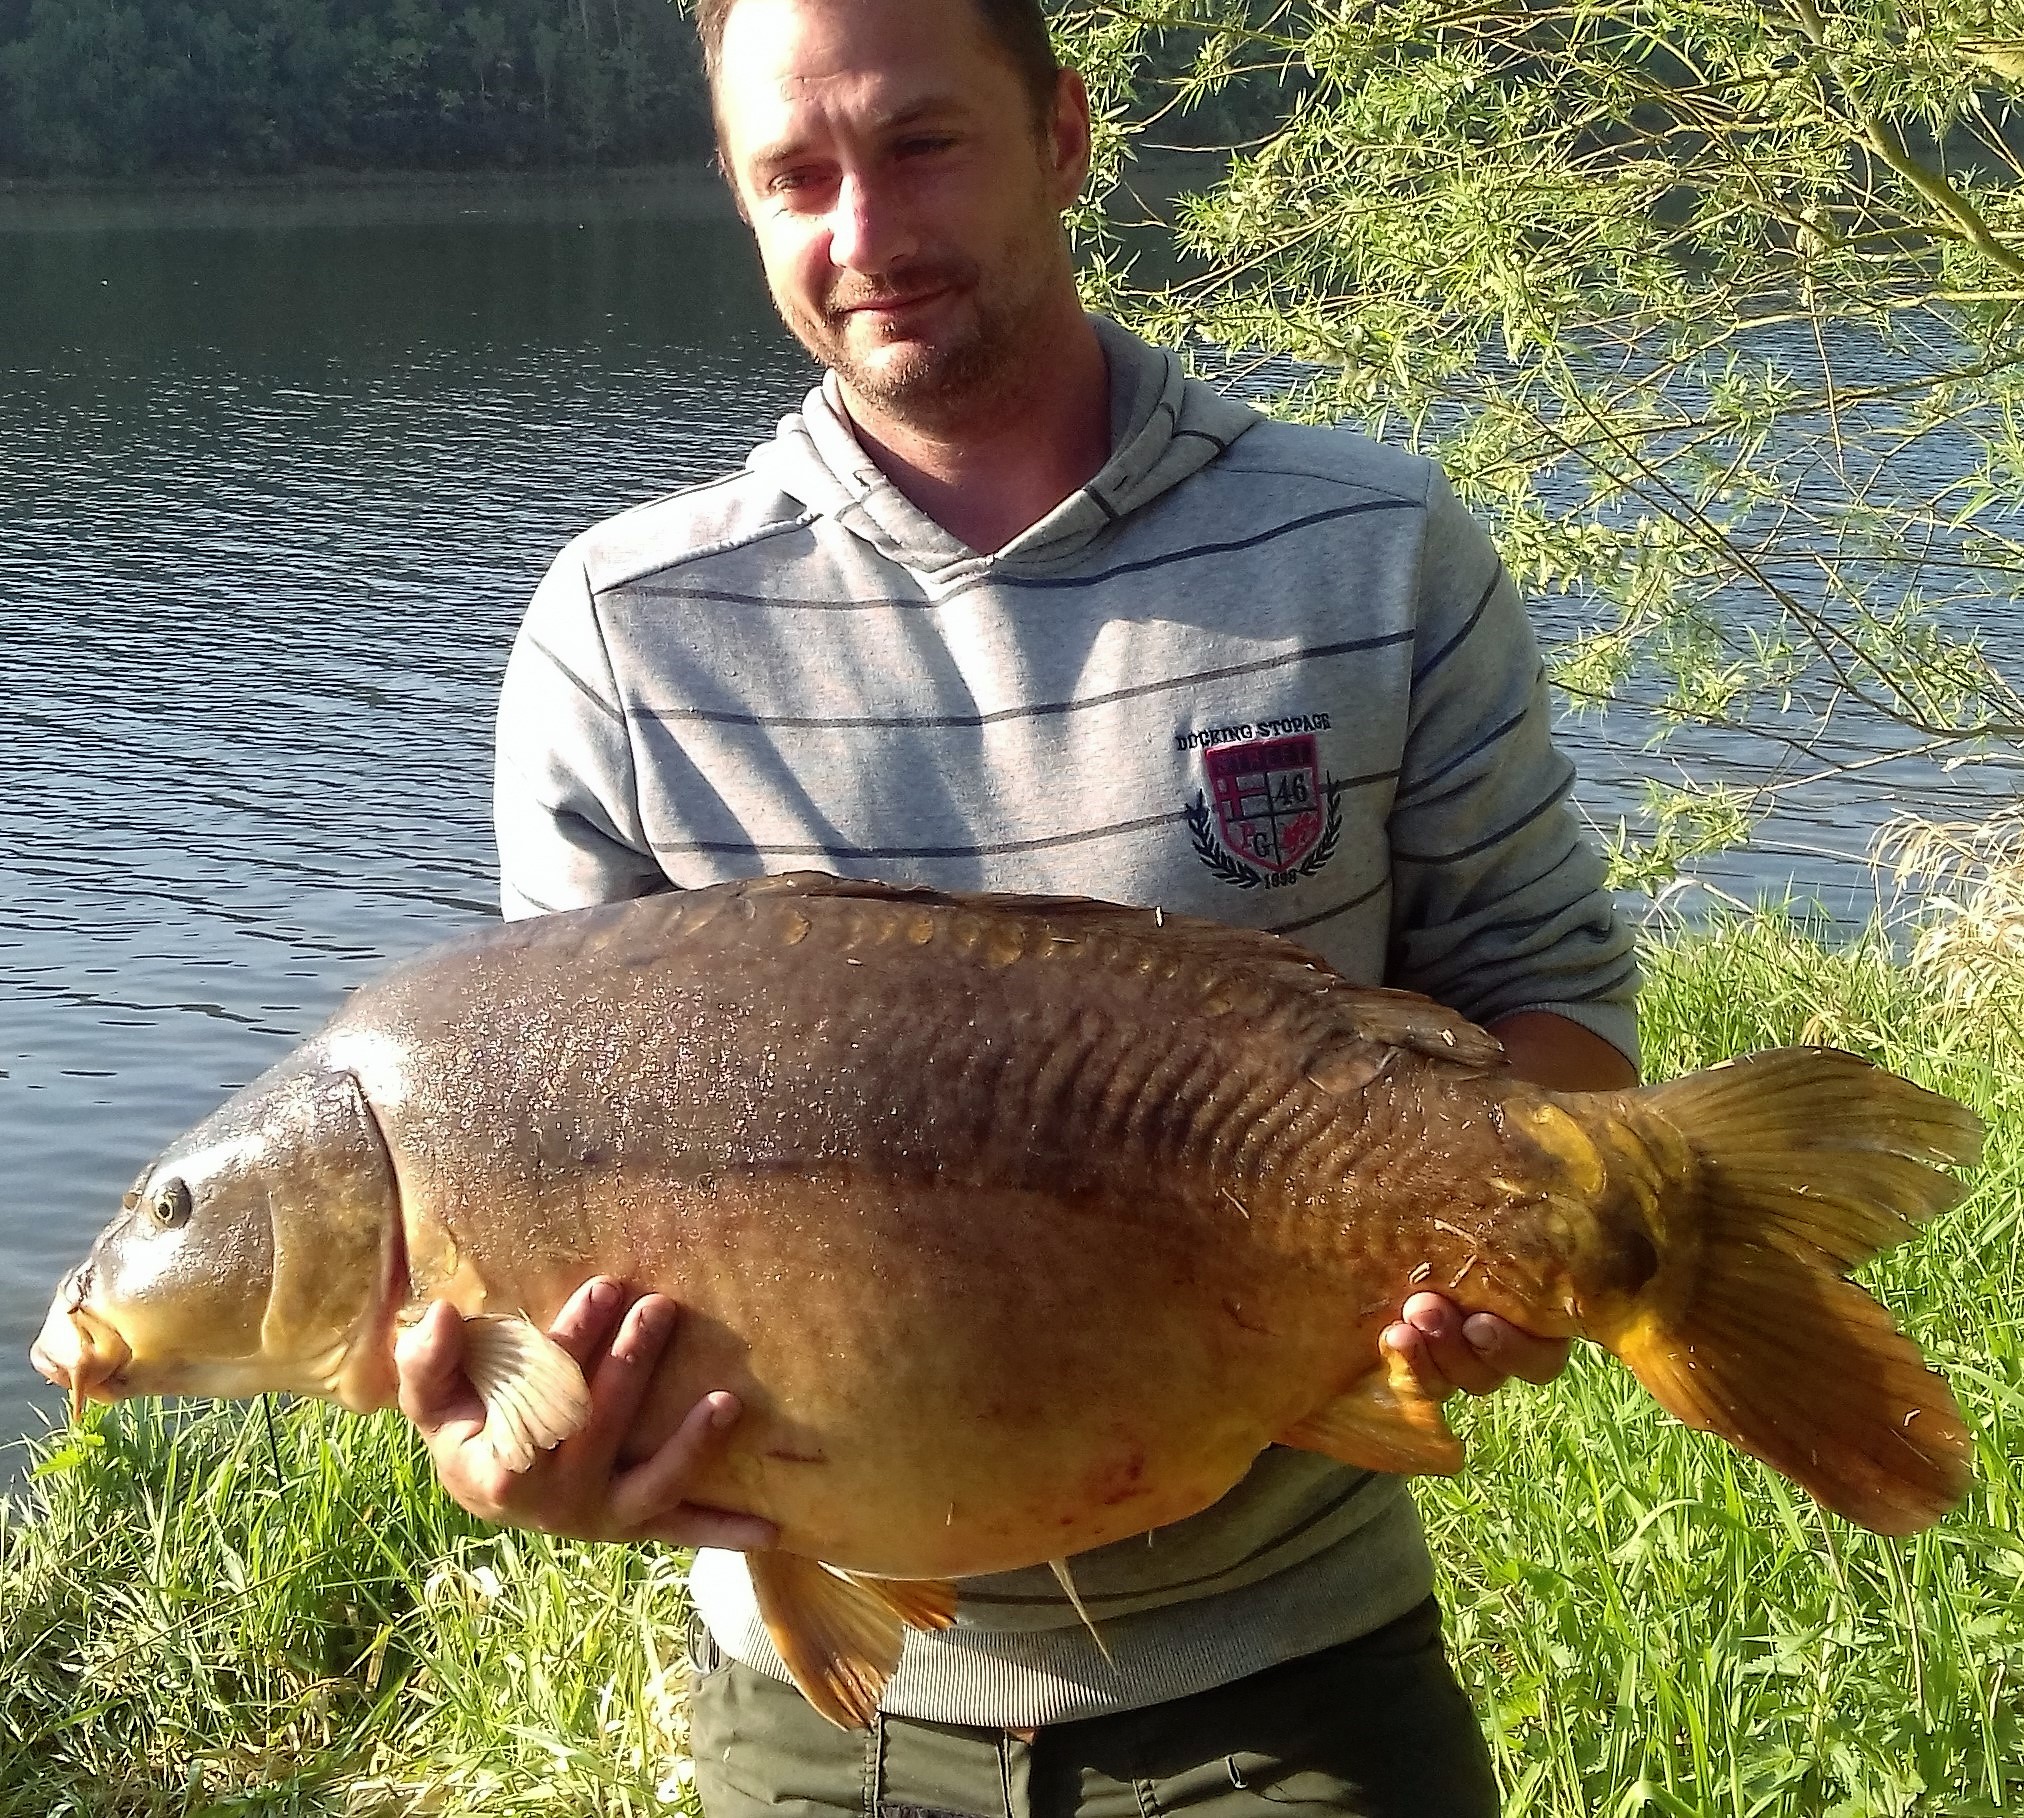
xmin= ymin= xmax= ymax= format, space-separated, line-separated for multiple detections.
xmin=4 ymin=915 xmax=2019 ymax=1815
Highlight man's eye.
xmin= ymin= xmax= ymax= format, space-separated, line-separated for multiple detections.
xmin=897 ymin=136 xmax=955 ymax=157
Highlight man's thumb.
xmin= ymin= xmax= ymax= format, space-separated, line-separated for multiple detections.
xmin=395 ymin=1300 xmax=470 ymax=1428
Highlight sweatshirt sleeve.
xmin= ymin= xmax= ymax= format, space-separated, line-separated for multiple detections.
xmin=1385 ymin=469 xmax=1639 ymax=1066
xmin=494 ymin=545 xmax=670 ymax=922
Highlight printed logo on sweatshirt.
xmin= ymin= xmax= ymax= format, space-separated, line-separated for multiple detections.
xmin=1185 ymin=732 xmax=1343 ymax=891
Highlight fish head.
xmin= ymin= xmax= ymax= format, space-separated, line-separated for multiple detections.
xmin=31 ymin=1055 xmax=404 ymax=1414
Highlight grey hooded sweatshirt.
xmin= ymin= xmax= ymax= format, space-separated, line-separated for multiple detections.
xmin=494 ymin=318 xmax=1638 ymax=1727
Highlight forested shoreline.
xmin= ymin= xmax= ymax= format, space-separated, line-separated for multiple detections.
xmin=0 ymin=0 xmax=715 ymax=177
xmin=0 ymin=0 xmax=1269 ymax=183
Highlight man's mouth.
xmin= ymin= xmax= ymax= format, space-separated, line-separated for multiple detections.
xmin=830 ymin=265 xmax=974 ymax=325
xmin=839 ymin=287 xmax=949 ymax=319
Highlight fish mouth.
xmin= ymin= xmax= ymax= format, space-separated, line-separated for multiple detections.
xmin=30 ymin=1272 xmax=135 ymax=1416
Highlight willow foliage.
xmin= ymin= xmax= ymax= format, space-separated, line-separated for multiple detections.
xmin=1057 ymin=1 xmax=2024 ymax=880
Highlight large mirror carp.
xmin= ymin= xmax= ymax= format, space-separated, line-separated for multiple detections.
xmin=33 ymin=874 xmax=1980 ymax=1725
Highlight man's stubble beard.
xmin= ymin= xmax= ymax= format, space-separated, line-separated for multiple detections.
xmin=781 ymin=201 xmax=1072 ymax=434
xmin=830 ymin=284 xmax=1020 ymax=425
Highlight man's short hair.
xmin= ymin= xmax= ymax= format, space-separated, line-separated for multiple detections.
xmin=694 ymin=0 xmax=1061 ymax=131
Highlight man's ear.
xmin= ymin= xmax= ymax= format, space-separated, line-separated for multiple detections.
xmin=1048 ymin=67 xmax=1094 ymax=207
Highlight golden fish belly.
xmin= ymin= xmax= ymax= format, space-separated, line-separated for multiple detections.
xmin=431 ymin=1163 xmax=1380 ymax=1580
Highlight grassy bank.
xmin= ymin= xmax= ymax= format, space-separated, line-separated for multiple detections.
xmin=4 ymin=918 xmax=2019 ymax=1816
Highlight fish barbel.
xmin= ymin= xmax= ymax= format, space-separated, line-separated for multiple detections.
xmin=32 ymin=875 xmax=1981 ymax=1724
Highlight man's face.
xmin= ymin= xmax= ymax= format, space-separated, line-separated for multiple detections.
xmin=715 ymin=0 xmax=1088 ymax=427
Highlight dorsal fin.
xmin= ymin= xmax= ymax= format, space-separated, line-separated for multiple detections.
xmin=1303 ymin=984 xmax=1506 ymax=1070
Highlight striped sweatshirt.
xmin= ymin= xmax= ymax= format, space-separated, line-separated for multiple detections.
xmin=494 ymin=317 xmax=1638 ymax=1727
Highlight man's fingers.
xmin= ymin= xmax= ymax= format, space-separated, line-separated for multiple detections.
xmin=620 ymin=1388 xmax=779 ymax=1549
xmin=610 ymin=1389 xmax=755 ymax=1535
xmin=1381 ymin=1319 xmax=1457 ymax=1399
xmin=398 ymin=1285 xmax=772 ymax=1547
xmin=1397 ymin=1293 xmax=1503 ymax=1397
xmin=1463 ymin=1314 xmax=1571 ymax=1386
xmin=546 ymin=1277 xmax=630 ymax=1369
xmin=1384 ymin=1293 xmax=1572 ymax=1399
xmin=572 ymin=1294 xmax=680 ymax=1462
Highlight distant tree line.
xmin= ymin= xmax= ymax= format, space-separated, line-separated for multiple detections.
xmin=0 ymin=0 xmax=1293 ymax=182
xmin=0 ymin=0 xmax=716 ymax=177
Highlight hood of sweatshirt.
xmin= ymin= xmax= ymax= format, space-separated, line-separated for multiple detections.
xmin=743 ymin=316 xmax=1261 ymax=584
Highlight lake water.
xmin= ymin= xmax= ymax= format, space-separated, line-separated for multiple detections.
xmin=1 ymin=175 xmax=2015 ymax=1465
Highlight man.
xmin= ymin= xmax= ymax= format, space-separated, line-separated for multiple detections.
xmin=396 ymin=0 xmax=1640 ymax=1811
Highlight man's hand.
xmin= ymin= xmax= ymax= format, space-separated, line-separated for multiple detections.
xmin=1379 ymin=1006 xmax=1628 ymax=1398
xmin=396 ymin=1277 xmax=778 ymax=1550
xmin=1382 ymin=1294 xmax=1571 ymax=1400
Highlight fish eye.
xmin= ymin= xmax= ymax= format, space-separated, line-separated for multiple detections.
xmin=151 ymin=1179 xmax=193 ymax=1229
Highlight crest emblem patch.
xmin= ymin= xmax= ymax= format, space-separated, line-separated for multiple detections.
xmin=1186 ymin=734 xmax=1342 ymax=890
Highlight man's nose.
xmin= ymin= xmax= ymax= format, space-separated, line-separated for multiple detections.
xmin=826 ymin=172 xmax=916 ymax=276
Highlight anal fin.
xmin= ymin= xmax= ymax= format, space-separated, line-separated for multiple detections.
xmin=1048 ymin=1558 xmax=1115 ymax=1665
xmin=463 ymin=1313 xmax=591 ymax=1473
xmin=1277 ymin=1348 xmax=1464 ymax=1476
xmin=750 ymin=1556 xmax=953 ymax=1729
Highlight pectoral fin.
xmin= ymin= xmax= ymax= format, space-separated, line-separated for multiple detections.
xmin=1277 ymin=1349 xmax=1464 ymax=1476
xmin=749 ymin=1555 xmax=957 ymax=1729
xmin=463 ymin=1313 xmax=592 ymax=1473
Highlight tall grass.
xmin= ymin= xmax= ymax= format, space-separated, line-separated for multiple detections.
xmin=0 ymin=1396 xmax=701 ymax=1816
xmin=4 ymin=916 xmax=2019 ymax=1815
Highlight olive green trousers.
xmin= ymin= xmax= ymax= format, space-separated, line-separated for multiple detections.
xmin=687 ymin=1597 xmax=1500 ymax=1818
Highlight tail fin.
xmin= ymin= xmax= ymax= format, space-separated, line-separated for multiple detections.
xmin=1609 ymin=1048 xmax=1981 ymax=1536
